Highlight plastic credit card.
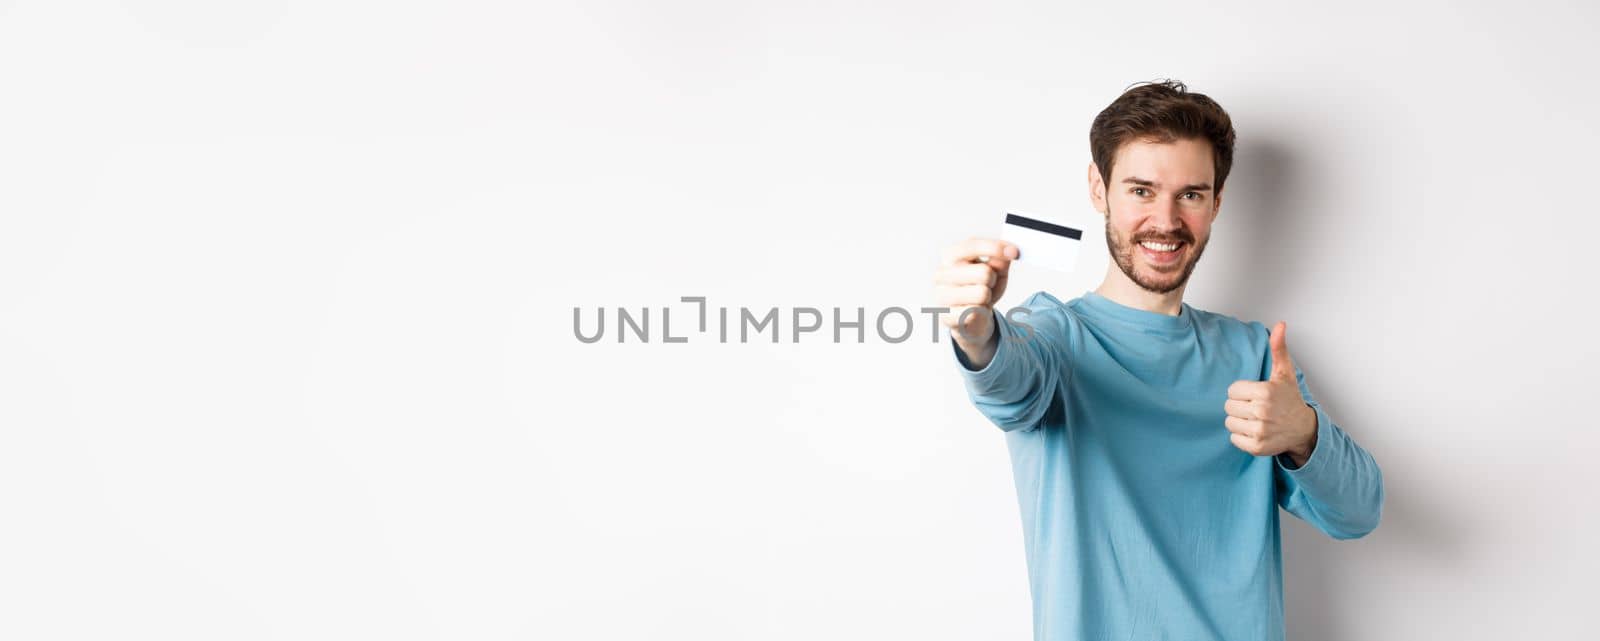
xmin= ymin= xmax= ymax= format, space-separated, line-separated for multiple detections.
xmin=1000 ymin=212 xmax=1083 ymax=273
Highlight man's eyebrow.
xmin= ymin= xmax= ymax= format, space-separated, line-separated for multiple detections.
xmin=1120 ymin=176 xmax=1213 ymax=192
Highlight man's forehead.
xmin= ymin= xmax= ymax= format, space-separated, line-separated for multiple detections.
xmin=1111 ymin=138 xmax=1215 ymax=186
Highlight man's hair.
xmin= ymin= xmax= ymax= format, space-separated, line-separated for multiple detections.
xmin=1089 ymin=79 xmax=1236 ymax=193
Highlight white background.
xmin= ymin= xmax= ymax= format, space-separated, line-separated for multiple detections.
xmin=2 ymin=1 xmax=1596 ymax=639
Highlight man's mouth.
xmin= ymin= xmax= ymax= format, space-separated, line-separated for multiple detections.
xmin=1137 ymin=239 xmax=1186 ymax=265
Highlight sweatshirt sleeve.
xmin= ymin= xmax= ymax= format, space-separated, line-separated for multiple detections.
xmin=951 ymin=297 xmax=1070 ymax=433
xmin=1272 ymin=360 xmax=1386 ymax=540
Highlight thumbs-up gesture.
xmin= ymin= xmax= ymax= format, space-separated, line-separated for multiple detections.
xmin=1224 ymin=321 xmax=1319 ymax=466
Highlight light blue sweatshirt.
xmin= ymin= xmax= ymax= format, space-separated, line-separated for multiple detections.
xmin=954 ymin=290 xmax=1384 ymax=641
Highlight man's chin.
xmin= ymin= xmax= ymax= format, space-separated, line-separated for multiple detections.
xmin=1132 ymin=266 xmax=1190 ymax=294
xmin=1134 ymin=280 xmax=1184 ymax=295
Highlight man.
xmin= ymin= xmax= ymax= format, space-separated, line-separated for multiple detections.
xmin=932 ymin=80 xmax=1383 ymax=640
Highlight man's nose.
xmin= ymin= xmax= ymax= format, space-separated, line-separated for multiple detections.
xmin=1149 ymin=198 xmax=1183 ymax=230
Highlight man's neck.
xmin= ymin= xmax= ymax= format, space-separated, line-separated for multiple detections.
xmin=1093 ymin=264 xmax=1187 ymax=317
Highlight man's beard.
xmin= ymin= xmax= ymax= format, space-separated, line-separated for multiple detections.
xmin=1104 ymin=210 xmax=1209 ymax=295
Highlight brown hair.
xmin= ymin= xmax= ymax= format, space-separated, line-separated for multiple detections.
xmin=1090 ymin=79 xmax=1236 ymax=193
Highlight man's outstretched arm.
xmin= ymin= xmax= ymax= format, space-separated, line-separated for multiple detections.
xmin=935 ymin=238 xmax=1060 ymax=433
xmin=951 ymin=306 xmax=1067 ymax=433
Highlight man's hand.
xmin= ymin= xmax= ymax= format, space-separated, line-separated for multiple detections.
xmin=1224 ymin=321 xmax=1319 ymax=466
xmin=933 ymin=237 xmax=1020 ymax=368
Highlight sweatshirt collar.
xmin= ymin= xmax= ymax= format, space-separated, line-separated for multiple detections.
xmin=1079 ymin=290 xmax=1194 ymax=333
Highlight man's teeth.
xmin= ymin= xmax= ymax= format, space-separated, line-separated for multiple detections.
xmin=1139 ymin=241 xmax=1181 ymax=252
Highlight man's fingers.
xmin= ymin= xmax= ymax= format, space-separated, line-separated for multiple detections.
xmin=1229 ymin=432 xmax=1266 ymax=456
xmin=943 ymin=238 xmax=1020 ymax=266
xmin=1225 ymin=416 xmax=1263 ymax=439
xmin=1269 ymin=320 xmax=1297 ymax=382
xmin=934 ymin=305 xmax=985 ymax=327
xmin=934 ymin=263 xmax=998 ymax=288
xmin=1227 ymin=380 xmax=1269 ymax=401
xmin=934 ymin=284 xmax=993 ymax=308
xmin=977 ymin=255 xmax=1015 ymax=273
xmin=1223 ymin=399 xmax=1261 ymax=420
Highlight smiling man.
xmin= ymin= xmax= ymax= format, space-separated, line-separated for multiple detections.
xmin=931 ymin=80 xmax=1384 ymax=640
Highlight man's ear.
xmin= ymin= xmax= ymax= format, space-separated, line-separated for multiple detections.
xmin=1087 ymin=162 xmax=1108 ymax=216
xmin=1211 ymin=186 xmax=1224 ymax=221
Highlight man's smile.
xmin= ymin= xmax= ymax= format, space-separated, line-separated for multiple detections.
xmin=1136 ymin=239 xmax=1187 ymax=267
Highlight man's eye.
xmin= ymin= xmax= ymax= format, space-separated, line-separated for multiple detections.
xmin=1182 ymin=192 xmax=1201 ymax=200
xmin=1132 ymin=187 xmax=1150 ymax=197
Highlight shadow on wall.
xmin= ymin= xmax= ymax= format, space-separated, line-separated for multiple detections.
xmin=1280 ymin=473 xmax=1463 ymax=641
xmin=1215 ymin=133 xmax=1463 ymax=639
xmin=1208 ymin=137 xmax=1302 ymax=316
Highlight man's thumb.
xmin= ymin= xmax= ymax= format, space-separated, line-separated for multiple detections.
xmin=1269 ymin=321 xmax=1296 ymax=381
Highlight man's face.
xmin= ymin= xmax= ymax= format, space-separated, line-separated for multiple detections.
xmin=1090 ymin=137 xmax=1222 ymax=294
